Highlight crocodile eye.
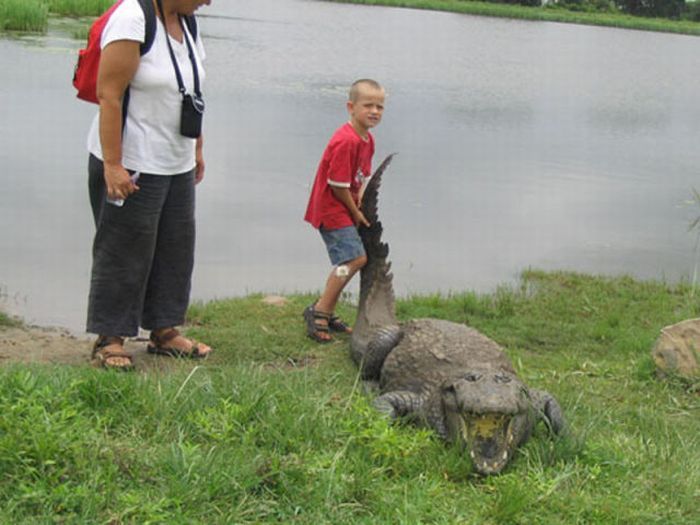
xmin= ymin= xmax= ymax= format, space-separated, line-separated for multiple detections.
xmin=494 ymin=374 xmax=512 ymax=384
xmin=464 ymin=373 xmax=481 ymax=382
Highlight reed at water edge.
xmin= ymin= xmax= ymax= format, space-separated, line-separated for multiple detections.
xmin=0 ymin=0 xmax=111 ymax=32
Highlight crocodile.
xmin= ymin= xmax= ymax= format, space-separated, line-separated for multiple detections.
xmin=351 ymin=154 xmax=565 ymax=475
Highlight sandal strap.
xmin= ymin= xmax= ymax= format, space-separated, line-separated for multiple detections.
xmin=92 ymin=335 xmax=125 ymax=354
xmin=311 ymin=307 xmax=331 ymax=331
xmin=313 ymin=310 xmax=331 ymax=321
xmin=304 ymin=305 xmax=331 ymax=337
xmin=95 ymin=347 xmax=133 ymax=360
xmin=150 ymin=328 xmax=180 ymax=346
xmin=329 ymin=315 xmax=350 ymax=327
xmin=92 ymin=337 xmax=132 ymax=362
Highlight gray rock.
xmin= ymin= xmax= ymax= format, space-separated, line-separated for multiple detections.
xmin=652 ymin=319 xmax=700 ymax=378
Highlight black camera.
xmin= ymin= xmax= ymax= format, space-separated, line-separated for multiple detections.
xmin=180 ymin=94 xmax=205 ymax=138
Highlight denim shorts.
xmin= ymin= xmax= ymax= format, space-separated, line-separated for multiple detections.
xmin=320 ymin=225 xmax=366 ymax=266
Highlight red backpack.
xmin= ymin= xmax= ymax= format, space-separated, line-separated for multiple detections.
xmin=72 ymin=0 xmax=157 ymax=103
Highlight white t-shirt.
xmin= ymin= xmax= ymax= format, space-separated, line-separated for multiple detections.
xmin=87 ymin=0 xmax=206 ymax=175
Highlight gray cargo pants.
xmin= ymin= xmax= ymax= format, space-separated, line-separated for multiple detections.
xmin=87 ymin=154 xmax=196 ymax=336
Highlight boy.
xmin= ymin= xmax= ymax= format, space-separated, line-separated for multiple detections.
xmin=303 ymin=79 xmax=386 ymax=343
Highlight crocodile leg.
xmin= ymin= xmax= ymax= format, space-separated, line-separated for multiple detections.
xmin=373 ymin=390 xmax=425 ymax=420
xmin=357 ymin=325 xmax=402 ymax=380
xmin=529 ymin=389 xmax=566 ymax=435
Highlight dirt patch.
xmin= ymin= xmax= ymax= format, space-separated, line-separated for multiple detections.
xmin=0 ymin=297 xmax=288 ymax=371
xmin=0 ymin=326 xmax=91 ymax=366
xmin=0 ymin=326 xmax=183 ymax=372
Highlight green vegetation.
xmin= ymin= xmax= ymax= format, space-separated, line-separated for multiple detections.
xmin=1 ymin=270 xmax=699 ymax=523
xmin=0 ymin=310 xmax=18 ymax=327
xmin=0 ymin=0 xmax=109 ymax=32
xmin=2 ymin=0 xmax=700 ymax=34
xmin=0 ymin=0 xmax=48 ymax=31
xmin=325 ymin=0 xmax=700 ymax=35
xmin=47 ymin=0 xmax=112 ymax=16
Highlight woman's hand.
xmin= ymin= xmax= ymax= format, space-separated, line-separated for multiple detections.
xmin=104 ymin=163 xmax=138 ymax=200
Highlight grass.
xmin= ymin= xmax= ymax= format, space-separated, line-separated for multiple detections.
xmin=0 ymin=0 xmax=110 ymax=32
xmin=1 ymin=270 xmax=699 ymax=523
xmin=0 ymin=310 xmax=18 ymax=328
xmin=46 ymin=0 xmax=113 ymax=17
xmin=324 ymin=0 xmax=700 ymax=36
xmin=0 ymin=0 xmax=48 ymax=32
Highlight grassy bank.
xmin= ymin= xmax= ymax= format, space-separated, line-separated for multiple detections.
xmin=0 ymin=310 xmax=17 ymax=327
xmin=1 ymin=270 xmax=699 ymax=523
xmin=0 ymin=0 xmax=110 ymax=32
xmin=324 ymin=0 xmax=700 ymax=35
xmin=3 ymin=0 xmax=700 ymax=35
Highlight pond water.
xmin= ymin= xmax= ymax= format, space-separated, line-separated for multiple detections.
xmin=2 ymin=0 xmax=700 ymax=332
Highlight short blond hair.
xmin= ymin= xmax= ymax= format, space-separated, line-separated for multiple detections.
xmin=349 ymin=79 xmax=383 ymax=102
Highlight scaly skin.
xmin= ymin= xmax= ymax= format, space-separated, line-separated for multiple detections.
xmin=351 ymin=155 xmax=565 ymax=475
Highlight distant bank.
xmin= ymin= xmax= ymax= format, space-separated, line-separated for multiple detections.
xmin=322 ymin=0 xmax=700 ymax=36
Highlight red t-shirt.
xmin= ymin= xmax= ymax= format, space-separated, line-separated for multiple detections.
xmin=304 ymin=123 xmax=375 ymax=230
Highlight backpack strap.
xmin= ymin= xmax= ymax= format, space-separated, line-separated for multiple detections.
xmin=137 ymin=0 xmax=157 ymax=55
xmin=121 ymin=0 xmax=157 ymax=130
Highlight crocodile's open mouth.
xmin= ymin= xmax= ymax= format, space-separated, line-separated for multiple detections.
xmin=460 ymin=413 xmax=515 ymax=475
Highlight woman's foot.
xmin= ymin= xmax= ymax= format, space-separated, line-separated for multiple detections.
xmin=147 ymin=328 xmax=212 ymax=358
xmin=91 ymin=336 xmax=134 ymax=371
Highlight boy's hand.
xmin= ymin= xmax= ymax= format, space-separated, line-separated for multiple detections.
xmin=353 ymin=210 xmax=370 ymax=228
xmin=330 ymin=185 xmax=371 ymax=227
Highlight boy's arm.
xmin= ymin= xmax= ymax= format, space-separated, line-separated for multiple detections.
xmin=331 ymin=186 xmax=370 ymax=227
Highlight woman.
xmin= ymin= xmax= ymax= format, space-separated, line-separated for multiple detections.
xmin=86 ymin=0 xmax=213 ymax=369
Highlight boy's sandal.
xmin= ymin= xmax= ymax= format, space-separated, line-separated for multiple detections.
xmin=147 ymin=328 xmax=211 ymax=359
xmin=91 ymin=336 xmax=134 ymax=371
xmin=329 ymin=315 xmax=352 ymax=334
xmin=303 ymin=304 xmax=332 ymax=343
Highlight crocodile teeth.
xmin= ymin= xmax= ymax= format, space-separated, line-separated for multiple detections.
xmin=470 ymin=451 xmax=476 ymax=459
xmin=502 ymin=451 xmax=508 ymax=461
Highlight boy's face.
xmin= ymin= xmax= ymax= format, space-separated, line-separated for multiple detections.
xmin=347 ymin=85 xmax=385 ymax=134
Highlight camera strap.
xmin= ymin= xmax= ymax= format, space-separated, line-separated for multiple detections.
xmin=156 ymin=0 xmax=201 ymax=99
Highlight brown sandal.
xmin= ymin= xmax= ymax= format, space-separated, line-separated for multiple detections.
xmin=303 ymin=304 xmax=332 ymax=343
xmin=91 ymin=336 xmax=134 ymax=371
xmin=147 ymin=328 xmax=211 ymax=359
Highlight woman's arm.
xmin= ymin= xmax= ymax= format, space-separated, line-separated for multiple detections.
xmin=96 ymin=40 xmax=141 ymax=201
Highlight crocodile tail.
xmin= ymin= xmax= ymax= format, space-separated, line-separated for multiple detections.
xmin=356 ymin=154 xmax=398 ymax=328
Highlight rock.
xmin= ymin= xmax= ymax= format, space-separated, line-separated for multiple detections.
xmin=652 ymin=319 xmax=700 ymax=378
xmin=261 ymin=295 xmax=288 ymax=307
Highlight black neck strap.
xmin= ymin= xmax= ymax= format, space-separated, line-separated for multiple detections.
xmin=156 ymin=0 xmax=201 ymax=98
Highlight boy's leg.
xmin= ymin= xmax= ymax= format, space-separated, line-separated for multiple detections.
xmin=315 ymin=254 xmax=367 ymax=316
xmin=306 ymin=225 xmax=366 ymax=342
